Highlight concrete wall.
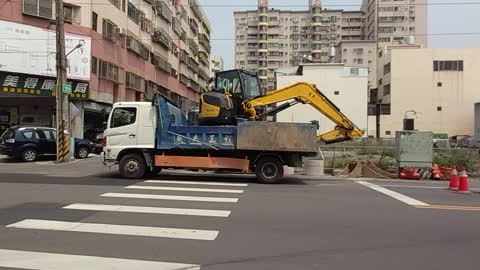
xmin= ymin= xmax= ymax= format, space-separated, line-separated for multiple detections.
xmin=276 ymin=64 xmax=368 ymax=138
xmin=376 ymin=48 xmax=480 ymax=137
xmin=475 ymin=103 xmax=480 ymax=136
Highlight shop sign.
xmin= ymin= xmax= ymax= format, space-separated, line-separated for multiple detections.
xmin=0 ymin=72 xmax=89 ymax=99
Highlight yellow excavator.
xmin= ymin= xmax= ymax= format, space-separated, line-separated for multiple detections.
xmin=198 ymin=69 xmax=364 ymax=144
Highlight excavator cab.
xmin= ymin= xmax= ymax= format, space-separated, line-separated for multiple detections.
xmin=199 ymin=69 xmax=265 ymax=125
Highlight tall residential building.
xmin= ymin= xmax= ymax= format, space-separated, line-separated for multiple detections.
xmin=362 ymin=0 xmax=427 ymax=46
xmin=0 ymin=0 xmax=212 ymax=138
xmin=336 ymin=40 xmax=377 ymax=89
xmin=234 ymin=0 xmax=427 ymax=92
xmin=210 ymin=55 xmax=224 ymax=77
xmin=234 ymin=0 xmax=365 ymax=91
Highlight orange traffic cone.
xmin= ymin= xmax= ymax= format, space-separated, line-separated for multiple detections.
xmin=458 ymin=167 xmax=470 ymax=193
xmin=448 ymin=165 xmax=459 ymax=190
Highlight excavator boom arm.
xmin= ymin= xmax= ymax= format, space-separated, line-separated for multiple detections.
xmin=242 ymin=82 xmax=364 ymax=144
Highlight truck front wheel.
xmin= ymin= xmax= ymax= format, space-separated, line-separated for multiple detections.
xmin=255 ymin=156 xmax=284 ymax=184
xmin=119 ymin=154 xmax=146 ymax=179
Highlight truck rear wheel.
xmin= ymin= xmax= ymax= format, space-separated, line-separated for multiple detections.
xmin=255 ymin=156 xmax=284 ymax=184
xmin=119 ymin=154 xmax=146 ymax=179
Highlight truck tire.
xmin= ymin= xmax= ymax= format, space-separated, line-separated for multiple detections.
xmin=119 ymin=154 xmax=147 ymax=179
xmin=255 ymin=156 xmax=284 ymax=184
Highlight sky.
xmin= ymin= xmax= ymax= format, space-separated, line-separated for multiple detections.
xmin=199 ymin=0 xmax=480 ymax=69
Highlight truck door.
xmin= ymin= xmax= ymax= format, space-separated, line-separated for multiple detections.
xmin=105 ymin=106 xmax=138 ymax=158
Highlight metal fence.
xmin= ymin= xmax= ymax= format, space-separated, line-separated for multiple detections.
xmin=316 ymin=138 xmax=480 ymax=176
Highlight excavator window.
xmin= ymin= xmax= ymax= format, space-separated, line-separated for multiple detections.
xmin=215 ymin=69 xmax=264 ymax=100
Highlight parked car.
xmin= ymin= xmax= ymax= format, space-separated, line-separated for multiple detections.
xmin=0 ymin=127 xmax=95 ymax=162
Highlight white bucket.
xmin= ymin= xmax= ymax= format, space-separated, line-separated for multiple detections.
xmin=304 ymin=160 xmax=324 ymax=176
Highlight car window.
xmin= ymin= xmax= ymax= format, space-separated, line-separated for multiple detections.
xmin=37 ymin=130 xmax=53 ymax=140
xmin=0 ymin=129 xmax=15 ymax=143
xmin=21 ymin=131 xmax=39 ymax=140
xmin=111 ymin=107 xmax=137 ymax=128
xmin=50 ymin=130 xmax=57 ymax=140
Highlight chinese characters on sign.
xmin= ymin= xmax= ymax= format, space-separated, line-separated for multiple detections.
xmin=0 ymin=72 xmax=89 ymax=99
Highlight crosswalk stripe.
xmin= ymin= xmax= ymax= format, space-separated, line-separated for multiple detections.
xmin=7 ymin=219 xmax=218 ymax=241
xmin=144 ymin=180 xmax=248 ymax=187
xmin=63 ymin=203 xmax=231 ymax=217
xmin=101 ymin=193 xmax=239 ymax=203
xmin=0 ymin=249 xmax=200 ymax=270
xmin=126 ymin=185 xmax=244 ymax=194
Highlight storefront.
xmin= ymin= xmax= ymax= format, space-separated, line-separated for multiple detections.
xmin=0 ymin=71 xmax=89 ymax=136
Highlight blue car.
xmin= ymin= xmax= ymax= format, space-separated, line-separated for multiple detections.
xmin=0 ymin=127 xmax=95 ymax=162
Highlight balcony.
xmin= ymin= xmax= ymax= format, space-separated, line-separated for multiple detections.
xmin=187 ymin=57 xmax=200 ymax=73
xmin=198 ymin=51 xmax=209 ymax=66
xmin=151 ymin=53 xmax=171 ymax=73
xmin=188 ymin=38 xmax=199 ymax=56
xmin=189 ymin=18 xmax=199 ymax=36
xmin=152 ymin=28 xmax=171 ymax=49
xmin=180 ymin=49 xmax=189 ymax=64
xmin=199 ymin=33 xmax=211 ymax=53
xmin=189 ymin=0 xmax=203 ymax=20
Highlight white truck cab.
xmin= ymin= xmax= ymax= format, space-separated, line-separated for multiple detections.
xmin=102 ymin=102 xmax=156 ymax=163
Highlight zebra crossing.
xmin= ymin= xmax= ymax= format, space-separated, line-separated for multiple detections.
xmin=1 ymin=178 xmax=248 ymax=269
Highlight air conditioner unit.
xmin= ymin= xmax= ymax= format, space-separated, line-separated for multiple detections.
xmin=115 ymin=27 xmax=127 ymax=37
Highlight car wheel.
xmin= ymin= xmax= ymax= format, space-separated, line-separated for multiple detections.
xmin=21 ymin=149 xmax=38 ymax=162
xmin=76 ymin=146 xmax=90 ymax=159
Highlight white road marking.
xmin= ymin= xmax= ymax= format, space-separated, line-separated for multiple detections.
xmin=381 ymin=184 xmax=445 ymax=189
xmin=101 ymin=193 xmax=239 ymax=203
xmin=381 ymin=184 xmax=480 ymax=191
xmin=7 ymin=219 xmax=218 ymax=241
xmin=63 ymin=203 xmax=231 ymax=217
xmin=126 ymin=185 xmax=244 ymax=194
xmin=356 ymin=180 xmax=429 ymax=206
xmin=0 ymin=248 xmax=200 ymax=270
xmin=145 ymin=180 xmax=248 ymax=187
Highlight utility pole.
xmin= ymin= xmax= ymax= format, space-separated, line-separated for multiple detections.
xmin=55 ymin=0 xmax=70 ymax=163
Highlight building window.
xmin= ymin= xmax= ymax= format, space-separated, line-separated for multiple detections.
xmin=64 ymin=5 xmax=74 ymax=23
xmin=91 ymin=57 xmax=98 ymax=75
xmin=357 ymin=58 xmax=364 ymax=64
xmin=383 ymin=84 xmax=391 ymax=96
xmin=437 ymin=82 xmax=442 ymax=87
xmin=108 ymin=0 xmax=122 ymax=10
xmin=437 ymin=106 xmax=442 ymax=111
xmin=384 ymin=63 xmax=391 ymax=75
xmin=334 ymin=91 xmax=340 ymax=95
xmin=433 ymin=60 xmax=464 ymax=72
xmin=385 ymin=131 xmax=391 ymax=135
xmin=92 ymin=12 xmax=98 ymax=32
xmin=128 ymin=2 xmax=144 ymax=24
xmin=23 ymin=0 xmax=53 ymax=18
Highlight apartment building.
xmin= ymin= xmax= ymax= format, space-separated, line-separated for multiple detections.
xmin=367 ymin=47 xmax=476 ymax=138
xmin=210 ymin=55 xmax=224 ymax=77
xmin=362 ymin=0 xmax=427 ymax=46
xmin=0 ymin=0 xmax=212 ymax=138
xmin=336 ymin=40 xmax=377 ymax=89
xmin=234 ymin=0 xmax=365 ymax=91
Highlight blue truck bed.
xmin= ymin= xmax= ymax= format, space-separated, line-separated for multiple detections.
xmin=155 ymin=96 xmax=318 ymax=153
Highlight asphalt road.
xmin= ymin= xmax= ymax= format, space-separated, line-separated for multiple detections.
xmin=0 ymin=157 xmax=480 ymax=269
